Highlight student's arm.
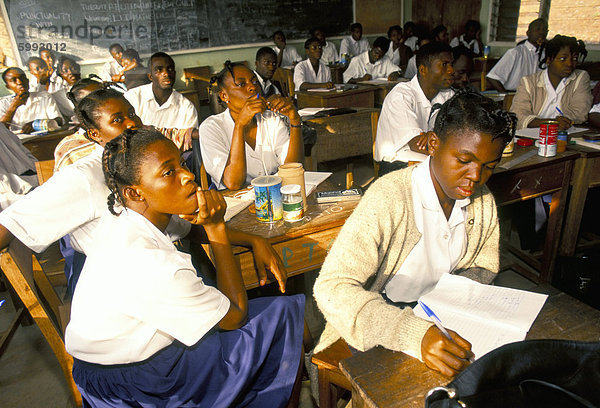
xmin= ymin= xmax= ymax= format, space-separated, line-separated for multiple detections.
xmin=407 ymin=132 xmax=430 ymax=154
xmin=510 ymin=76 xmax=537 ymax=129
xmin=343 ymin=58 xmax=367 ymax=83
xmin=563 ymin=70 xmax=593 ymax=126
xmin=267 ymin=95 xmax=303 ymax=164
xmin=0 ymin=224 xmax=15 ymax=252
xmin=486 ymin=78 xmax=507 ymax=93
xmin=0 ymin=93 xmax=28 ymax=126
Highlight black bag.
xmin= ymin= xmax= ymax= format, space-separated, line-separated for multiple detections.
xmin=425 ymin=339 xmax=600 ymax=408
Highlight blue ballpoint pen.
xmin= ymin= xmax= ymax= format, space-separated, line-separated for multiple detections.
xmin=0 ymin=299 xmax=5 ymax=308
xmin=556 ymin=107 xmax=564 ymax=116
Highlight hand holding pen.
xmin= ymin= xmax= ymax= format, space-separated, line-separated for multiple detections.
xmin=555 ymin=107 xmax=573 ymax=131
xmin=419 ymin=300 xmax=475 ymax=377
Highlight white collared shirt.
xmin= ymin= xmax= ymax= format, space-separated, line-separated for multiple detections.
xmin=0 ymin=144 xmax=190 ymax=253
xmin=272 ymin=45 xmax=302 ymax=68
xmin=487 ymin=41 xmax=541 ymax=91
xmin=591 ymin=102 xmax=600 ymax=114
xmin=66 ymin=209 xmax=229 ymax=365
xmin=450 ymin=34 xmax=480 ymax=55
xmin=538 ymin=69 xmax=570 ymax=119
xmin=124 ymin=83 xmax=198 ymax=129
xmin=384 ymin=157 xmax=469 ymax=302
xmin=404 ymin=36 xmax=419 ymax=52
xmin=293 ymin=59 xmax=332 ymax=91
xmin=403 ymin=55 xmax=417 ymax=79
xmin=254 ymin=70 xmax=281 ymax=97
xmin=321 ymin=41 xmax=338 ymax=64
xmin=342 ymin=51 xmax=400 ymax=83
xmin=101 ymin=59 xmax=124 ymax=82
xmin=339 ymin=36 xmax=370 ymax=58
xmin=199 ymin=109 xmax=291 ymax=190
xmin=0 ymin=91 xmax=62 ymax=131
xmin=386 ymin=42 xmax=400 ymax=66
xmin=375 ymin=75 xmax=454 ymax=162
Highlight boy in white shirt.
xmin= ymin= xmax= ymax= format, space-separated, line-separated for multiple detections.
xmin=101 ymin=43 xmax=125 ymax=83
xmin=311 ymin=28 xmax=338 ymax=65
xmin=343 ymin=37 xmax=401 ymax=84
xmin=272 ymin=31 xmax=302 ymax=68
xmin=450 ymin=20 xmax=483 ymax=56
xmin=339 ymin=23 xmax=370 ymax=59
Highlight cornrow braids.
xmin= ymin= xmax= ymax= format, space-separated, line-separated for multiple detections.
xmin=434 ymin=90 xmax=516 ymax=146
xmin=102 ymin=128 xmax=165 ymax=215
xmin=208 ymin=60 xmax=247 ymax=106
xmin=538 ymin=35 xmax=587 ymax=69
xmin=66 ymin=77 xmax=103 ymax=106
xmin=75 ymin=89 xmax=127 ymax=141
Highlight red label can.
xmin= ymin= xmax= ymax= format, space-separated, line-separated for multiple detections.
xmin=538 ymin=121 xmax=558 ymax=157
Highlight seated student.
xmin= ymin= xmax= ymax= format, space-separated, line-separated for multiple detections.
xmin=339 ymin=22 xmax=370 ymax=59
xmin=314 ymin=92 xmax=516 ymax=376
xmin=343 ymin=37 xmax=401 ymax=84
xmin=0 ymin=123 xmax=38 ymax=210
xmin=101 ymin=43 xmax=124 ymax=83
xmin=311 ymin=27 xmax=338 ymax=65
xmin=487 ymin=19 xmax=548 ymax=93
xmin=403 ymin=35 xmax=432 ymax=79
xmin=386 ymin=25 xmax=413 ymax=72
xmin=590 ymin=102 xmax=600 ymax=129
xmin=432 ymin=25 xmax=450 ymax=45
xmin=254 ymin=47 xmax=287 ymax=97
xmin=451 ymin=45 xmax=475 ymax=90
xmin=511 ymin=35 xmax=591 ymax=130
xmin=27 ymin=57 xmax=50 ymax=92
xmin=0 ymin=89 xmax=286 ymax=297
xmin=403 ymin=21 xmax=419 ymax=52
xmin=199 ymin=61 xmax=303 ymax=190
xmin=293 ymin=37 xmax=334 ymax=91
xmin=40 ymin=49 xmax=58 ymax=86
xmin=375 ymin=42 xmax=455 ymax=175
xmin=117 ymin=49 xmax=151 ymax=90
xmin=67 ymin=128 xmax=305 ymax=407
xmin=124 ymin=52 xmax=198 ymax=151
xmin=272 ymin=31 xmax=302 ymax=68
xmin=0 ymin=67 xmax=62 ymax=133
xmin=50 ymin=57 xmax=83 ymax=119
xmin=450 ymin=20 xmax=483 ymax=56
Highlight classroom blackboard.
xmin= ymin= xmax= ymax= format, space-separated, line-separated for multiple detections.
xmin=3 ymin=0 xmax=353 ymax=65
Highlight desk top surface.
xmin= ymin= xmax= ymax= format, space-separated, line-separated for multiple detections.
xmin=296 ymin=85 xmax=375 ymax=98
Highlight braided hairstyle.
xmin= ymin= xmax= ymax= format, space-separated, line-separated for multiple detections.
xmin=102 ymin=127 xmax=165 ymax=215
xmin=538 ymin=34 xmax=587 ymax=69
xmin=66 ymin=77 xmax=104 ymax=106
xmin=75 ymin=88 xmax=126 ymax=141
xmin=433 ymin=90 xmax=516 ymax=146
xmin=209 ymin=60 xmax=248 ymax=106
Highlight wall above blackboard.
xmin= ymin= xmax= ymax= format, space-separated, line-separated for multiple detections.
xmin=3 ymin=0 xmax=353 ymax=65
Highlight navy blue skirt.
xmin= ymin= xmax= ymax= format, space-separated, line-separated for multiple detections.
xmin=73 ymin=295 xmax=305 ymax=408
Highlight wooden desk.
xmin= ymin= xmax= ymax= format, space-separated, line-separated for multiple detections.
xmin=472 ymin=57 xmax=499 ymax=91
xmin=22 ymin=126 xmax=77 ymax=161
xmin=226 ymin=181 xmax=359 ymax=289
xmin=296 ymin=86 xmax=375 ymax=109
xmin=357 ymin=80 xmax=405 ymax=106
xmin=304 ymin=108 xmax=379 ymax=171
xmin=486 ymin=146 xmax=578 ymax=282
xmin=340 ymin=285 xmax=600 ymax=408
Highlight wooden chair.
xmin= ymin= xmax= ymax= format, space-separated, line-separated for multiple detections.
xmin=0 ymin=238 xmax=82 ymax=406
xmin=35 ymin=159 xmax=55 ymax=185
xmin=183 ymin=66 xmax=212 ymax=109
xmin=272 ymin=67 xmax=295 ymax=98
xmin=311 ymin=338 xmax=353 ymax=408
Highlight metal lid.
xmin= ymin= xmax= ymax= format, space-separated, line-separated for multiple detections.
xmin=280 ymin=184 xmax=301 ymax=194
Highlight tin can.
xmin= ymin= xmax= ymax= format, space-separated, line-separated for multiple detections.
xmin=251 ymin=175 xmax=283 ymax=223
xmin=538 ymin=121 xmax=558 ymax=157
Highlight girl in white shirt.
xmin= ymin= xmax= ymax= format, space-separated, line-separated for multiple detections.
xmin=67 ymin=128 xmax=305 ymax=407
xmin=293 ymin=37 xmax=334 ymax=91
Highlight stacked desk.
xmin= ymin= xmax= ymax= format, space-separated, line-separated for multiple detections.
xmin=296 ymin=86 xmax=375 ymax=109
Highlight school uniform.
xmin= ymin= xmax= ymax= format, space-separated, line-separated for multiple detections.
xmin=293 ymin=59 xmax=332 ymax=91
xmin=321 ymin=41 xmax=338 ymax=64
xmin=450 ymin=34 xmax=480 ymax=55
xmin=272 ymin=45 xmax=302 ymax=67
xmin=386 ymin=42 xmax=411 ymax=70
xmin=403 ymin=55 xmax=417 ymax=79
xmin=487 ymin=41 xmax=541 ymax=91
xmin=0 ymin=123 xmax=38 ymax=210
xmin=403 ymin=36 xmax=419 ymax=52
xmin=47 ymin=74 xmax=67 ymax=94
xmin=0 ymin=91 xmax=61 ymax=132
xmin=51 ymin=87 xmax=75 ymax=119
xmin=101 ymin=59 xmax=123 ymax=82
xmin=67 ymin=209 xmax=305 ymax=407
xmin=342 ymin=52 xmax=400 ymax=83
xmin=339 ymin=36 xmax=369 ymax=58
xmin=124 ymin=83 xmax=198 ymax=131
xmin=53 ymin=129 xmax=96 ymax=172
xmin=199 ymin=109 xmax=291 ymax=190
xmin=591 ymin=102 xmax=600 ymax=114
xmin=375 ymin=75 xmax=454 ymax=164
xmin=254 ymin=70 xmax=282 ymax=97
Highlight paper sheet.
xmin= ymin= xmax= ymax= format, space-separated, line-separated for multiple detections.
xmin=515 ymin=126 xmax=588 ymax=139
xmin=414 ymin=274 xmax=547 ymax=359
xmin=305 ymin=171 xmax=332 ymax=195
xmin=298 ymin=107 xmax=327 ymax=117
xmin=224 ymin=196 xmax=253 ymax=222
xmin=572 ymin=137 xmax=600 ymax=150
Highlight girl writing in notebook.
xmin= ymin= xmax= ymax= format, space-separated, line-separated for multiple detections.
xmin=314 ymin=91 xmax=516 ymax=376
xmin=66 ymin=128 xmax=305 ymax=407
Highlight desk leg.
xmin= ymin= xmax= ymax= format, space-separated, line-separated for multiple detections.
xmin=561 ymin=157 xmax=592 ymax=257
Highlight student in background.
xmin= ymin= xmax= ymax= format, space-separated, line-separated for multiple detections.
xmin=450 ymin=20 xmax=483 ymax=56
xmin=200 ymin=61 xmax=303 ymax=190
xmin=254 ymin=47 xmax=286 ymax=97
xmin=101 ymin=43 xmax=124 ymax=83
xmin=124 ymin=52 xmax=198 ymax=152
xmin=311 ymin=27 xmax=338 ymax=64
xmin=343 ymin=37 xmax=401 ymax=84
xmin=68 ymin=128 xmax=304 ymax=407
xmin=0 ymin=67 xmax=62 ymax=133
xmin=339 ymin=22 xmax=370 ymax=59
xmin=487 ymin=19 xmax=548 ymax=92
xmin=294 ymin=37 xmax=334 ymax=91
xmin=27 ymin=57 xmax=50 ymax=92
xmin=118 ymin=49 xmax=151 ymax=90
xmin=386 ymin=25 xmax=413 ymax=72
xmin=272 ymin=31 xmax=302 ymax=68
xmin=451 ymin=46 xmax=474 ymax=90
xmin=403 ymin=21 xmax=419 ymax=52
xmin=50 ymin=57 xmax=82 ymax=119
xmin=511 ymin=35 xmax=591 ymax=130
xmin=432 ymin=25 xmax=450 ymax=45
xmin=314 ymin=92 xmax=515 ymax=376
xmin=404 ymin=35 xmax=432 ymax=79
xmin=40 ymin=49 xmax=57 ymax=82
xmin=375 ymin=42 xmax=454 ymax=175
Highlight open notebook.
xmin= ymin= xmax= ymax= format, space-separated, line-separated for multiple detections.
xmin=414 ymin=274 xmax=548 ymax=360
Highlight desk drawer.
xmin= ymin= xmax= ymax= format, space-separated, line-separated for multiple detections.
xmin=488 ymin=161 xmax=568 ymax=205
